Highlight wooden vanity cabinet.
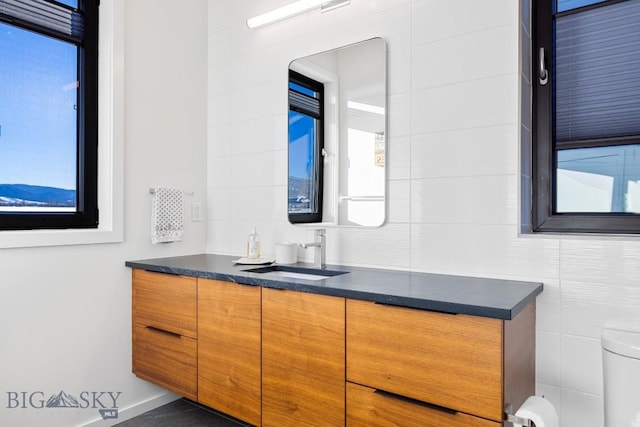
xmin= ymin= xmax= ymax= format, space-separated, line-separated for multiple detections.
xmin=131 ymin=265 xmax=536 ymax=427
xmin=346 ymin=300 xmax=535 ymax=426
xmin=261 ymin=288 xmax=346 ymax=427
xmin=132 ymin=269 xmax=198 ymax=401
xmin=198 ymin=279 xmax=262 ymax=427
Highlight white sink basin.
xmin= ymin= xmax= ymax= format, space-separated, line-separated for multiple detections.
xmin=245 ymin=265 xmax=349 ymax=281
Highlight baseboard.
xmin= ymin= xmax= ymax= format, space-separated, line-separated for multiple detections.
xmin=81 ymin=392 xmax=180 ymax=426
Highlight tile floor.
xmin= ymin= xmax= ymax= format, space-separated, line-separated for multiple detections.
xmin=114 ymin=398 xmax=251 ymax=427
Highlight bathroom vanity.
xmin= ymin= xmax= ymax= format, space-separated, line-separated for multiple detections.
xmin=126 ymin=254 xmax=542 ymax=427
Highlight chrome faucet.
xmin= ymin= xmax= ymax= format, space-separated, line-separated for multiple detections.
xmin=300 ymin=229 xmax=326 ymax=269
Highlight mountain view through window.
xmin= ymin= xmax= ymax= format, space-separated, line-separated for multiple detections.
xmin=0 ymin=6 xmax=79 ymax=212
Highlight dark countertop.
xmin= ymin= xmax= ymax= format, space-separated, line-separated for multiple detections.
xmin=125 ymin=254 xmax=543 ymax=320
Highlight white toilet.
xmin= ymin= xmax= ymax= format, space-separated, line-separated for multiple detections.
xmin=602 ymin=326 xmax=640 ymax=426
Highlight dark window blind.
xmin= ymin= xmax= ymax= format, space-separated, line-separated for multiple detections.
xmin=289 ymin=89 xmax=321 ymax=119
xmin=0 ymin=0 xmax=83 ymax=43
xmin=555 ymin=0 xmax=640 ymax=143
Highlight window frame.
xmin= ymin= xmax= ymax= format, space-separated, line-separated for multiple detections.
xmin=0 ymin=0 xmax=99 ymax=231
xmin=531 ymin=0 xmax=640 ymax=234
xmin=288 ymin=69 xmax=325 ymax=224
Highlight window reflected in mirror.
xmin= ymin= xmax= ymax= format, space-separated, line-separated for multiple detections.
xmin=288 ymin=37 xmax=386 ymax=227
xmin=288 ymin=71 xmax=324 ymax=223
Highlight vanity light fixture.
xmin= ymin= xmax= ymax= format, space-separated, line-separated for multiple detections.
xmin=247 ymin=0 xmax=350 ymax=29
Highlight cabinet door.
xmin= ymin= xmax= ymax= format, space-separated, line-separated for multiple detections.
xmin=347 ymin=383 xmax=499 ymax=427
xmin=262 ymin=288 xmax=345 ymax=427
xmin=347 ymin=300 xmax=503 ymax=422
xmin=198 ymin=279 xmax=262 ymax=427
xmin=133 ymin=324 xmax=197 ymax=400
xmin=132 ymin=269 xmax=197 ymax=338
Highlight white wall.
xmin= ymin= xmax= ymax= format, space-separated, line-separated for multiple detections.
xmin=0 ymin=0 xmax=208 ymax=426
xmin=207 ymin=1 xmax=640 ymax=426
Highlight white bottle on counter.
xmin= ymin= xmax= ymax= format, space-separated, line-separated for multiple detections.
xmin=247 ymin=227 xmax=261 ymax=259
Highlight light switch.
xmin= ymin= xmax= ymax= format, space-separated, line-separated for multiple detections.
xmin=191 ymin=202 xmax=202 ymax=222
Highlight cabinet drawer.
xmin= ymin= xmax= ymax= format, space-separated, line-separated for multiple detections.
xmin=133 ymin=323 xmax=197 ymax=401
xmin=347 ymin=383 xmax=499 ymax=427
xmin=346 ymin=300 xmax=503 ymax=422
xmin=132 ymin=269 xmax=197 ymax=338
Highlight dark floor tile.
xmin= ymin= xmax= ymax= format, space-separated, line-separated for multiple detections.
xmin=114 ymin=398 xmax=250 ymax=427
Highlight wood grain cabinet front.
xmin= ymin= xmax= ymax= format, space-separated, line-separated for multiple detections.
xmin=347 ymin=382 xmax=499 ymax=427
xmin=130 ymin=267 xmax=536 ymax=427
xmin=132 ymin=323 xmax=197 ymax=400
xmin=346 ymin=299 xmax=535 ymax=425
xmin=198 ymin=279 xmax=262 ymax=427
xmin=262 ymin=288 xmax=346 ymax=427
xmin=131 ymin=269 xmax=198 ymax=400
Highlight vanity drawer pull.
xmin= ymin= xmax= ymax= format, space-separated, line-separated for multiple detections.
xmin=146 ymin=325 xmax=181 ymax=338
xmin=373 ymin=389 xmax=458 ymax=415
xmin=233 ymin=280 xmax=259 ymax=288
xmin=373 ymin=301 xmax=458 ymax=315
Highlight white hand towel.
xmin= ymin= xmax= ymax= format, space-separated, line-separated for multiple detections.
xmin=151 ymin=187 xmax=184 ymax=244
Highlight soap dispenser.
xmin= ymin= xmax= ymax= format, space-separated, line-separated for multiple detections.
xmin=247 ymin=227 xmax=261 ymax=259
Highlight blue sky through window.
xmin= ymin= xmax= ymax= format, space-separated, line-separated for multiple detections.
xmin=57 ymin=0 xmax=78 ymax=8
xmin=290 ymin=82 xmax=316 ymax=98
xmin=0 ymin=22 xmax=78 ymax=192
xmin=288 ymin=111 xmax=317 ymax=213
xmin=288 ymin=112 xmax=315 ymax=179
xmin=557 ymin=0 xmax=607 ymax=12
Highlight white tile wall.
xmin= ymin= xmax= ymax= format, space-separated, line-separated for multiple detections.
xmin=207 ymin=1 xmax=640 ymax=426
xmin=411 ymin=125 xmax=519 ymax=178
xmin=410 ymin=175 xmax=517 ymax=225
xmin=388 ymin=135 xmax=411 ymax=180
xmin=411 ymin=75 xmax=519 ymax=135
xmin=387 ymin=179 xmax=411 ymax=224
xmin=387 ymin=92 xmax=412 ymax=137
xmin=411 ymin=25 xmax=518 ymax=90
xmin=560 ymin=238 xmax=640 ymax=287
xmin=412 ymin=0 xmax=518 ymax=44
xmin=562 ymin=389 xmax=605 ymax=427
xmin=561 ymin=335 xmax=603 ymax=396
xmin=537 ymin=330 xmax=562 ymax=386
xmin=536 ymin=278 xmax=562 ymax=332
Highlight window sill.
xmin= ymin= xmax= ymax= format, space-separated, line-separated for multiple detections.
xmin=0 ymin=226 xmax=123 ymax=249
xmin=519 ymin=229 xmax=640 ymax=241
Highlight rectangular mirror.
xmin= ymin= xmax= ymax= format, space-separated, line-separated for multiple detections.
xmin=288 ymin=37 xmax=386 ymax=227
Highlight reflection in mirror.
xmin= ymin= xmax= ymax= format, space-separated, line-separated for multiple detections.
xmin=288 ymin=37 xmax=386 ymax=227
xmin=288 ymin=71 xmax=324 ymax=223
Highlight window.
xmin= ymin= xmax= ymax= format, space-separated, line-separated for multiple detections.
xmin=531 ymin=0 xmax=640 ymax=233
xmin=288 ymin=70 xmax=324 ymax=224
xmin=0 ymin=0 xmax=99 ymax=230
